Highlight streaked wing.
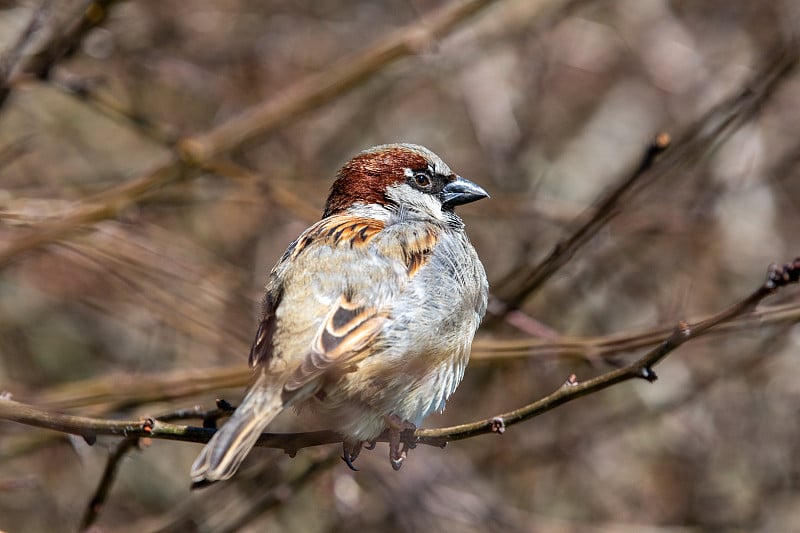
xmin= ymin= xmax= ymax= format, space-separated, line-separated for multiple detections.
xmin=286 ymin=216 xmax=384 ymax=260
xmin=250 ymin=213 xmax=442 ymax=389
xmin=248 ymin=216 xmax=384 ymax=369
xmin=248 ymin=289 xmax=282 ymax=367
xmin=285 ymin=294 xmax=388 ymax=391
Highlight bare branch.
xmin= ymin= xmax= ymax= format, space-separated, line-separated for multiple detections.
xmin=491 ymin=41 xmax=799 ymax=315
xmin=0 ymin=0 xmax=502 ymax=271
xmin=489 ymin=132 xmax=670 ymax=318
xmin=20 ymin=301 xmax=800 ymax=416
xmin=3 ymin=258 xmax=797 ymax=454
xmin=18 ymin=0 xmax=121 ymax=81
xmin=179 ymin=0 xmax=503 ymax=162
xmin=417 ymin=258 xmax=800 ymax=446
xmin=0 ymin=0 xmax=54 ymax=108
xmin=80 ymin=402 xmax=234 ymax=530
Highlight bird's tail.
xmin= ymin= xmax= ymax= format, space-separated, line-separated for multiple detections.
xmin=191 ymin=372 xmax=285 ymax=485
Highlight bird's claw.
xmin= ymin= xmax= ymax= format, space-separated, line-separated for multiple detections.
xmin=385 ymin=415 xmax=416 ymax=471
xmin=342 ymin=441 xmax=363 ymax=471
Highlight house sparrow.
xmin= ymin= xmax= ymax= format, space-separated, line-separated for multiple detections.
xmin=191 ymin=143 xmax=488 ymax=484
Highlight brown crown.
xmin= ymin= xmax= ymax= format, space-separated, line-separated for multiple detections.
xmin=323 ymin=146 xmax=430 ymax=217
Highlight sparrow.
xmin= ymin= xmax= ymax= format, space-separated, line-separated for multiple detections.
xmin=191 ymin=143 xmax=489 ymax=484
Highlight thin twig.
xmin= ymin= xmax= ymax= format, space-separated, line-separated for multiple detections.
xmin=52 ymin=76 xmax=179 ymax=145
xmin=2 ymin=258 xmax=797 ymax=454
xmin=490 ymin=132 xmax=670 ymax=317
xmin=471 ymin=301 xmax=800 ymax=361
xmin=0 ymin=0 xmax=501 ymax=271
xmin=80 ymin=437 xmax=137 ymax=530
xmin=18 ymin=0 xmax=121 ymax=80
xmin=491 ymin=41 xmax=799 ymax=315
xmin=80 ymin=403 xmax=233 ymax=530
xmin=506 ymin=333 xmax=787 ymax=470
xmin=416 ymin=258 xmax=800 ymax=446
xmin=0 ymin=0 xmax=54 ymax=108
xmin=22 ymin=300 xmax=800 ymax=415
xmin=177 ymin=0 xmax=501 ymax=161
xmin=0 ymin=135 xmax=33 ymax=172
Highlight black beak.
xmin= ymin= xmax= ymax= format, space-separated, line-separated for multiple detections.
xmin=441 ymin=176 xmax=489 ymax=208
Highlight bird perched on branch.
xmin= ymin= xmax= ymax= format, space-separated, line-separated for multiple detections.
xmin=191 ymin=143 xmax=488 ymax=484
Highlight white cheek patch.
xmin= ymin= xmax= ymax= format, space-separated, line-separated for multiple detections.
xmin=386 ymin=184 xmax=445 ymax=222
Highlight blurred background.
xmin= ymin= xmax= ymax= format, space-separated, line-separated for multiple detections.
xmin=1 ymin=0 xmax=800 ymax=531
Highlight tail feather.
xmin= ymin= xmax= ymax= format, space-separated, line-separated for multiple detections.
xmin=191 ymin=374 xmax=285 ymax=484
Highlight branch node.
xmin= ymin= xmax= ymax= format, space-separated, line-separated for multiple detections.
xmin=216 ymin=398 xmax=235 ymax=411
xmin=654 ymin=131 xmax=671 ymax=150
xmin=177 ymin=137 xmax=211 ymax=166
xmin=639 ymin=367 xmax=658 ymax=382
xmin=141 ymin=418 xmax=155 ymax=434
xmin=765 ymin=258 xmax=800 ymax=290
xmin=490 ymin=417 xmax=506 ymax=434
xmin=676 ymin=320 xmax=692 ymax=337
xmin=563 ymin=373 xmax=579 ymax=387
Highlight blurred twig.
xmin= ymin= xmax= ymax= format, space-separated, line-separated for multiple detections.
xmin=0 ymin=136 xmax=33 ymax=172
xmin=81 ymin=403 xmax=233 ymax=530
xmin=491 ymin=132 xmax=671 ymax=318
xmin=52 ymin=75 xmax=179 ymax=145
xmin=498 ymin=332 xmax=787 ymax=470
xmin=471 ymin=300 xmax=800 ymax=361
xmin=0 ymin=0 xmax=502 ymax=270
xmin=135 ymin=452 xmax=340 ymax=533
xmin=177 ymin=0 xmax=503 ymax=161
xmin=0 ymin=0 xmax=54 ymax=108
xmin=2 ymin=258 xmax=797 ymax=455
xmin=491 ymin=40 xmax=800 ymax=314
xmin=20 ymin=299 xmax=799 ymax=415
xmin=201 ymin=158 xmax=320 ymax=222
xmin=81 ymin=436 xmax=136 ymax=530
xmin=18 ymin=0 xmax=120 ymax=80
xmin=418 ymin=258 xmax=800 ymax=446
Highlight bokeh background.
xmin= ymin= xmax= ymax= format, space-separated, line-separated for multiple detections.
xmin=1 ymin=0 xmax=800 ymax=531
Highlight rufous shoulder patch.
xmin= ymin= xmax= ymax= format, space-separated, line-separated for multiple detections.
xmin=288 ymin=216 xmax=384 ymax=260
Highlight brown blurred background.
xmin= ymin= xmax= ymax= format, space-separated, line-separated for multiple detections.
xmin=1 ymin=0 xmax=800 ymax=531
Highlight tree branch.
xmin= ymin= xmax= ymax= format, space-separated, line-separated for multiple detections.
xmin=490 ymin=40 xmax=799 ymax=315
xmin=2 ymin=258 xmax=797 ymax=453
xmin=0 ymin=0 xmax=54 ymax=108
xmin=20 ymin=300 xmax=799 ymax=416
xmin=0 ymin=0 xmax=502 ymax=271
xmin=18 ymin=0 xmax=121 ymax=81
xmin=417 ymin=258 xmax=800 ymax=446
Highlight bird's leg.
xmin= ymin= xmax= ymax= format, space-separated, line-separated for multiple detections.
xmin=385 ymin=414 xmax=416 ymax=471
xmin=342 ymin=441 xmax=363 ymax=471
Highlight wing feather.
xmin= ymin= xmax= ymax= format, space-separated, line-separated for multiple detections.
xmin=248 ymin=214 xmax=441 ymax=390
xmin=248 ymin=289 xmax=282 ymax=368
xmin=285 ymin=293 xmax=388 ymax=391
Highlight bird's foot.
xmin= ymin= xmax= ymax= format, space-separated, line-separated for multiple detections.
xmin=342 ymin=441 xmax=363 ymax=471
xmin=385 ymin=414 xmax=416 ymax=471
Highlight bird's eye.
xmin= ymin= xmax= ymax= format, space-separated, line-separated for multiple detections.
xmin=413 ymin=172 xmax=431 ymax=189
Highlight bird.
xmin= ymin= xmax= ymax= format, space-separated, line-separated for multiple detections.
xmin=190 ymin=143 xmax=489 ymax=484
